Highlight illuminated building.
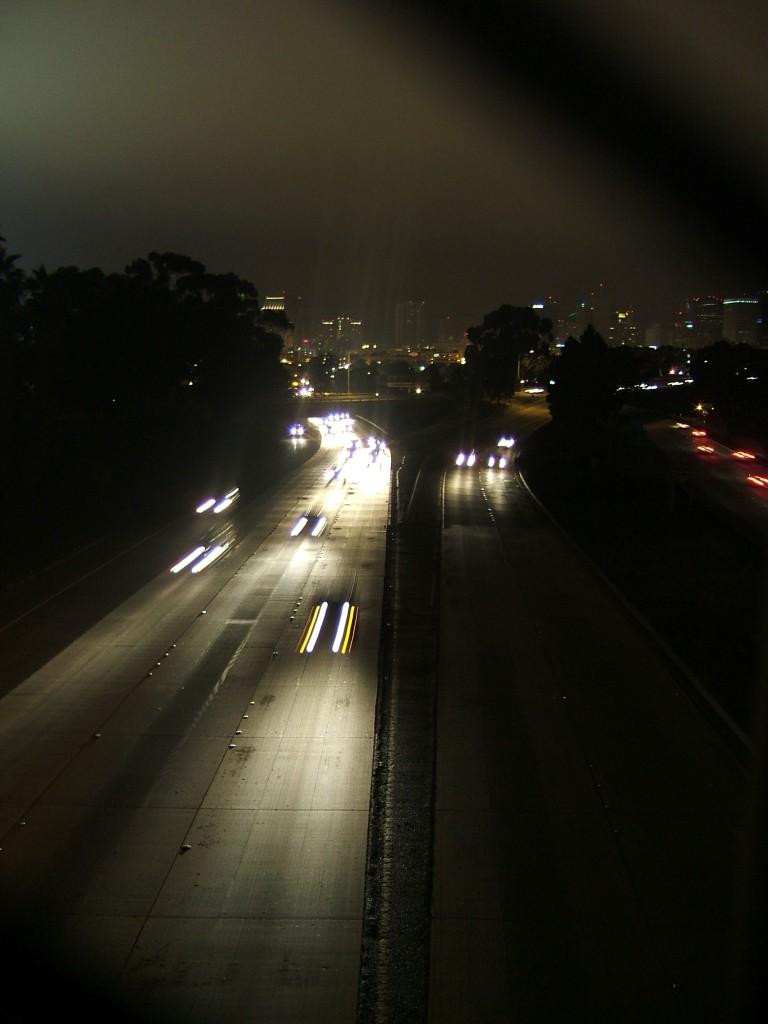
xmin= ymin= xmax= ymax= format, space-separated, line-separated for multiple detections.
xmin=260 ymin=294 xmax=295 ymax=351
xmin=564 ymin=298 xmax=637 ymax=346
xmin=681 ymin=296 xmax=723 ymax=348
xmin=318 ymin=316 xmax=363 ymax=357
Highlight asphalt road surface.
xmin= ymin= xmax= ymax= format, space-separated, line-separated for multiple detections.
xmin=0 ymin=418 xmax=390 ymax=1024
xmin=429 ymin=425 xmax=750 ymax=1023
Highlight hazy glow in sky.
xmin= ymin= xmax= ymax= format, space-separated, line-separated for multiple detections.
xmin=2 ymin=0 xmax=767 ymax=339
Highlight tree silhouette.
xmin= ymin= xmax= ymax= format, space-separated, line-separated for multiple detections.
xmin=0 ymin=233 xmax=28 ymax=417
xmin=20 ymin=252 xmax=290 ymax=417
xmin=546 ymin=324 xmax=620 ymax=428
xmin=125 ymin=251 xmax=206 ymax=290
xmin=465 ymin=304 xmax=552 ymax=401
xmin=174 ymin=269 xmax=290 ymax=410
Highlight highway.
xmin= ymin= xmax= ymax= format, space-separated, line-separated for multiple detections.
xmin=429 ymin=410 xmax=750 ymax=1022
xmin=0 ymin=415 xmax=390 ymax=1024
xmin=645 ymin=418 xmax=768 ymax=535
xmin=0 ymin=397 xmax=757 ymax=1023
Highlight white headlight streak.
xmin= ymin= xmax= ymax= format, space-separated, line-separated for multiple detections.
xmin=170 ymin=546 xmax=207 ymax=573
xmin=297 ymin=600 xmax=357 ymax=654
xmin=213 ymin=488 xmax=239 ymax=513
xmin=190 ymin=543 xmax=228 ymax=572
xmin=291 ymin=516 xmax=309 ymax=537
xmin=332 ymin=602 xmax=351 ymax=653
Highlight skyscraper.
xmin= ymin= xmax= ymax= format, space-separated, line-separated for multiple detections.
xmin=722 ymin=296 xmax=761 ymax=345
xmin=394 ymin=300 xmax=427 ymax=350
xmin=260 ymin=294 xmax=294 ymax=350
xmin=564 ymin=297 xmax=637 ymax=346
xmin=317 ymin=316 xmax=363 ymax=357
xmin=682 ymin=296 xmax=723 ymax=348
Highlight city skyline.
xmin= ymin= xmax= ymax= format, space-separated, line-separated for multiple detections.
xmin=274 ymin=284 xmax=767 ymax=352
xmin=3 ymin=1 xmax=767 ymax=345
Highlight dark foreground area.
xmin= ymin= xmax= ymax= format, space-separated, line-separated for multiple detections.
xmin=1 ymin=409 xmax=274 ymax=587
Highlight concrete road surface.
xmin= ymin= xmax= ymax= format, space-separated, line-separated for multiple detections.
xmin=0 ymin=420 xmax=390 ymax=1024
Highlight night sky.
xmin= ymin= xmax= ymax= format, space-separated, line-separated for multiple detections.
xmin=3 ymin=0 xmax=768 ymax=341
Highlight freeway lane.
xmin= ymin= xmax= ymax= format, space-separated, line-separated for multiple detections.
xmin=430 ymin=447 xmax=748 ymax=1022
xmin=645 ymin=419 xmax=768 ymax=536
xmin=358 ymin=397 xmax=553 ymax=1019
xmin=0 ymin=433 xmax=323 ymax=697
xmin=0 ymin=418 xmax=390 ymax=1024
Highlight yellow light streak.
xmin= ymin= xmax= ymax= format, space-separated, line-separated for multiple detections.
xmin=298 ymin=605 xmax=320 ymax=653
xmin=297 ymin=602 xmax=329 ymax=654
xmin=341 ymin=605 xmax=358 ymax=654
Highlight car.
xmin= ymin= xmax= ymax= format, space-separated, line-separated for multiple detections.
xmin=296 ymin=599 xmax=358 ymax=654
xmin=290 ymin=511 xmax=327 ymax=537
xmin=195 ymin=487 xmax=240 ymax=514
xmin=170 ymin=522 xmax=236 ymax=573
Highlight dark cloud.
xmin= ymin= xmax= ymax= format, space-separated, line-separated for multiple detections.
xmin=2 ymin=0 xmax=767 ymax=340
